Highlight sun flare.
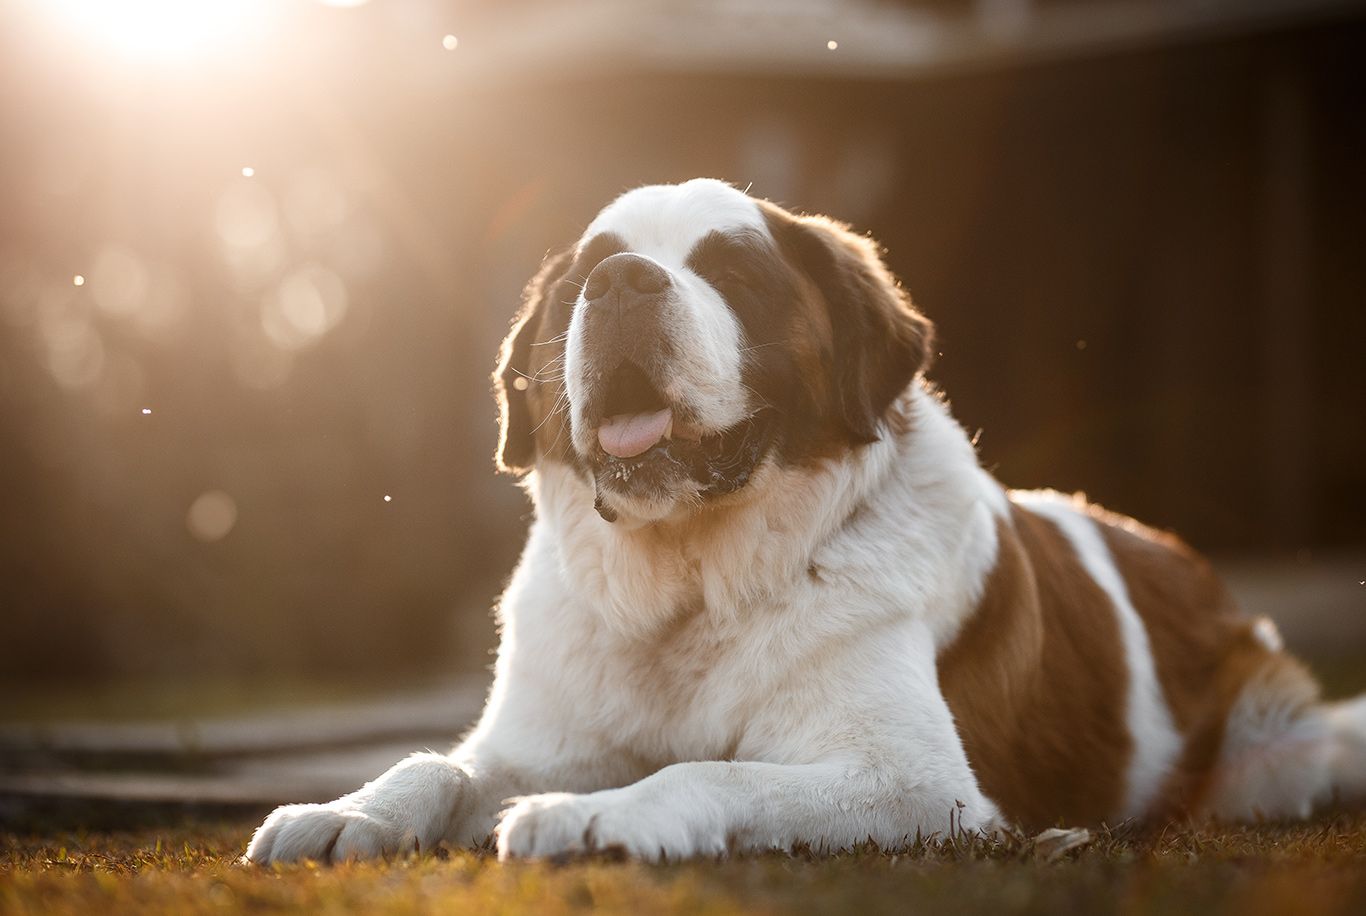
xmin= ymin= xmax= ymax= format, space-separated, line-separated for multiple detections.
xmin=43 ymin=0 xmax=271 ymax=62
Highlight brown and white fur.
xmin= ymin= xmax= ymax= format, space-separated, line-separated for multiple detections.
xmin=246 ymin=179 xmax=1366 ymax=864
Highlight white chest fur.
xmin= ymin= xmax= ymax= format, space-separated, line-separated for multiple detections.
xmin=485 ymin=385 xmax=1008 ymax=773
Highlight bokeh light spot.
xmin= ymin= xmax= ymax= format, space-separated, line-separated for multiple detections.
xmin=241 ymin=166 xmax=255 ymax=178
xmin=187 ymin=490 xmax=238 ymax=542
xmin=215 ymin=182 xmax=285 ymax=281
xmin=215 ymin=183 xmax=279 ymax=251
xmin=141 ymin=407 xmax=152 ymax=415
xmin=89 ymin=245 xmax=149 ymax=318
xmin=442 ymin=34 xmax=459 ymax=51
xmin=827 ymin=40 xmax=839 ymax=50
xmin=72 ymin=274 xmax=85 ymax=286
xmin=383 ymin=494 xmax=392 ymax=503
xmin=260 ymin=264 xmax=349 ymax=350
xmin=512 ymin=376 xmax=529 ymax=391
xmin=39 ymin=293 xmax=105 ymax=389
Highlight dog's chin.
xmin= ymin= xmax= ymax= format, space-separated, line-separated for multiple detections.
xmin=593 ymin=479 xmax=696 ymax=527
xmin=587 ymin=409 xmax=777 ymax=525
xmin=590 ymin=447 xmax=704 ymax=526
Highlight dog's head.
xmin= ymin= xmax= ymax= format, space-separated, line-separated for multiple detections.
xmin=495 ymin=179 xmax=934 ymax=525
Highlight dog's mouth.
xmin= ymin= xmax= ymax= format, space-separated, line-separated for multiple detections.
xmin=587 ymin=362 xmax=775 ymax=521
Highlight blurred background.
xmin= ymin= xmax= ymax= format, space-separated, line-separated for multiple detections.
xmin=1 ymin=0 xmax=1364 ymax=746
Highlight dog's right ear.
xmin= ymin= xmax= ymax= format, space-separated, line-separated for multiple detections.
xmin=494 ymin=246 xmax=575 ymax=473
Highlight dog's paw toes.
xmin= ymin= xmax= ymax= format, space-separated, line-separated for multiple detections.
xmin=495 ymin=792 xmax=719 ymax=862
xmin=495 ymin=793 xmax=592 ymax=861
xmin=246 ymin=804 xmax=346 ymax=865
xmin=331 ymin=812 xmax=412 ymax=862
xmin=245 ymin=804 xmax=405 ymax=865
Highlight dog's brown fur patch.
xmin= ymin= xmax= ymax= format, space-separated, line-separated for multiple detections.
xmin=1096 ymin=514 xmax=1317 ymax=817
xmin=937 ymin=504 xmax=1131 ymax=830
xmin=941 ymin=498 xmax=1320 ymax=829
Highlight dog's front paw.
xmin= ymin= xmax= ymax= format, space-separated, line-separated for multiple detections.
xmin=245 ymin=802 xmax=416 ymax=865
xmin=495 ymin=791 xmax=725 ymax=862
xmin=244 ymin=752 xmax=468 ymax=865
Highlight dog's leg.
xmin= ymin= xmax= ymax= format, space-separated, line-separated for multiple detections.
xmin=244 ymin=742 xmax=625 ymax=864
xmin=245 ymin=731 xmax=641 ymax=865
xmin=494 ymin=757 xmax=1001 ymax=861
xmin=1202 ymin=652 xmax=1366 ymax=821
xmin=493 ymin=615 xmax=1004 ymax=861
xmin=244 ymin=696 xmax=643 ymax=865
xmin=244 ymin=751 xmax=472 ymax=865
xmin=248 ymin=753 xmax=472 ymax=868
xmin=1325 ymin=694 xmax=1366 ymax=807
xmin=1206 ymin=691 xmax=1366 ymax=821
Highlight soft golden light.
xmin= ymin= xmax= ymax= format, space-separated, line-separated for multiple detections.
xmin=43 ymin=0 xmax=271 ymax=62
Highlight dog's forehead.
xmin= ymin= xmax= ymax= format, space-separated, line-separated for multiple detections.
xmin=582 ymin=179 xmax=768 ymax=267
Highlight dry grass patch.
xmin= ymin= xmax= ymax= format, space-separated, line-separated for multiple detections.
xmin=3 ymin=815 xmax=1366 ymax=915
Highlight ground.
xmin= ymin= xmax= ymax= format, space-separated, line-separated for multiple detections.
xmin=4 ymin=815 xmax=1366 ymax=915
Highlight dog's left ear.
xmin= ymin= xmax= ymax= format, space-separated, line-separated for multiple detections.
xmin=765 ymin=204 xmax=935 ymax=444
xmin=494 ymin=246 xmax=575 ymax=473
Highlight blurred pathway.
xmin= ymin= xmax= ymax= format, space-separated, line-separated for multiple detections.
xmin=0 ymin=677 xmax=487 ymax=825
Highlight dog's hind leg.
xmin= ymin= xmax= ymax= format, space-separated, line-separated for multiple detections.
xmin=1204 ymin=642 xmax=1366 ymax=822
xmin=1203 ymin=653 xmax=1336 ymax=821
xmin=1324 ymin=694 xmax=1366 ymax=808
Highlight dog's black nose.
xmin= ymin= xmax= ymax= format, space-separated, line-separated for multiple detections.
xmin=584 ymin=253 xmax=670 ymax=301
xmin=578 ymin=253 xmax=672 ymax=375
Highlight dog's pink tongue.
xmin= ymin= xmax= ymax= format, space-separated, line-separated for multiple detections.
xmin=598 ymin=407 xmax=672 ymax=458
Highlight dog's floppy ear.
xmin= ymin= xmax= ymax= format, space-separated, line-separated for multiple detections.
xmin=494 ymin=246 xmax=575 ymax=473
xmin=769 ymin=207 xmax=935 ymax=444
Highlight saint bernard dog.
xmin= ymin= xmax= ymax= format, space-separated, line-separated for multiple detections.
xmin=247 ymin=178 xmax=1366 ymax=864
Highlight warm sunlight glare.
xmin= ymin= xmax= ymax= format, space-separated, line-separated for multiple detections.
xmin=44 ymin=0 xmax=271 ymax=62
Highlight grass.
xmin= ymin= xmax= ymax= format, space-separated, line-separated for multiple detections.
xmin=4 ymin=816 xmax=1366 ymax=915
